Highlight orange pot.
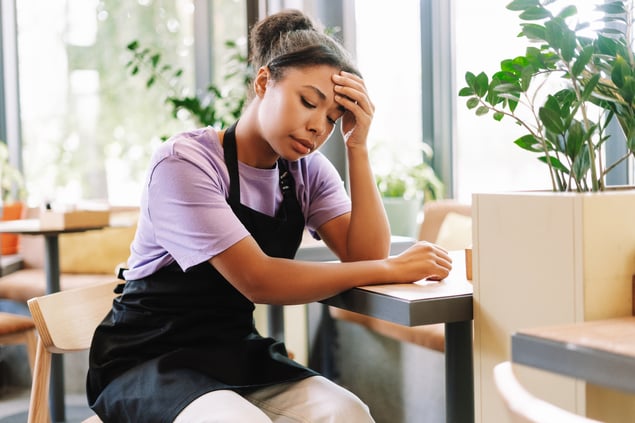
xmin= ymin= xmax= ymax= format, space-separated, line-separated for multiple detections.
xmin=1 ymin=202 xmax=24 ymax=255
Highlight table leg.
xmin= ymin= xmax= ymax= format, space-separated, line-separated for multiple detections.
xmin=268 ymin=305 xmax=285 ymax=342
xmin=445 ymin=320 xmax=474 ymax=423
xmin=44 ymin=235 xmax=66 ymax=422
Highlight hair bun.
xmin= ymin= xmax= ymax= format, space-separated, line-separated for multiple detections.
xmin=250 ymin=10 xmax=321 ymax=69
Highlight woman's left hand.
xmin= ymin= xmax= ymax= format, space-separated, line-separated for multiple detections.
xmin=333 ymin=71 xmax=375 ymax=148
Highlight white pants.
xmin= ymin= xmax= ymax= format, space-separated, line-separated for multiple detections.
xmin=173 ymin=375 xmax=375 ymax=423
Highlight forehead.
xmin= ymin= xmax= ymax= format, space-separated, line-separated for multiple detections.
xmin=278 ymin=65 xmax=339 ymax=92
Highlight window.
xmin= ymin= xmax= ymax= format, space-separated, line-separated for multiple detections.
xmin=354 ymin=1 xmax=424 ymax=177
xmin=8 ymin=0 xmax=246 ymax=207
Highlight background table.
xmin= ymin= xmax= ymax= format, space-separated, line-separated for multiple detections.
xmin=512 ymin=316 xmax=635 ymax=394
xmin=0 ymin=218 xmax=107 ymax=423
xmin=321 ymin=250 xmax=474 ymax=423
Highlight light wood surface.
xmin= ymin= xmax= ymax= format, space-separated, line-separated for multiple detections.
xmin=26 ymin=280 xmax=118 ymax=423
xmin=517 ymin=317 xmax=635 ymax=358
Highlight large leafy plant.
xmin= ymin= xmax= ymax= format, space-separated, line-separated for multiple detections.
xmin=125 ymin=39 xmax=250 ymax=132
xmin=459 ymin=0 xmax=635 ymax=192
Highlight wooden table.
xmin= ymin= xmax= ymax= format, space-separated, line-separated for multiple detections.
xmin=0 ymin=218 xmax=107 ymax=423
xmin=321 ymin=250 xmax=474 ymax=423
xmin=512 ymin=316 xmax=635 ymax=394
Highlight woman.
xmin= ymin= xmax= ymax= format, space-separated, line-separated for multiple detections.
xmin=87 ymin=9 xmax=452 ymax=423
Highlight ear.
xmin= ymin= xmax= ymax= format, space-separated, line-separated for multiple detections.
xmin=253 ymin=66 xmax=270 ymax=98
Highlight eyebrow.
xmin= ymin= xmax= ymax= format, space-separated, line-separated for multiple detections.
xmin=303 ymin=85 xmax=326 ymax=100
xmin=302 ymin=85 xmax=346 ymax=113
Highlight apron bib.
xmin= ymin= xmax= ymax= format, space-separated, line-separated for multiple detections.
xmin=87 ymin=123 xmax=317 ymax=423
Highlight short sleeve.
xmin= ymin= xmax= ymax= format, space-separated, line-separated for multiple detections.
xmin=147 ymin=153 xmax=249 ymax=271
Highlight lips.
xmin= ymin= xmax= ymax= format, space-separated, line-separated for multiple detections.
xmin=291 ymin=136 xmax=314 ymax=154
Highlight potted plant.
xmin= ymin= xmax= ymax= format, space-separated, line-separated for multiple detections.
xmin=458 ymin=2 xmax=635 ymax=421
xmin=0 ymin=141 xmax=26 ymax=255
xmin=459 ymin=0 xmax=635 ymax=192
xmin=374 ymin=142 xmax=444 ymax=237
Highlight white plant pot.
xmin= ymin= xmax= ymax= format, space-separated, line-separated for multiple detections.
xmin=381 ymin=197 xmax=422 ymax=238
xmin=472 ymin=190 xmax=635 ymax=423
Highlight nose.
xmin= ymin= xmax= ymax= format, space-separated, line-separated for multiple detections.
xmin=307 ymin=114 xmax=327 ymax=137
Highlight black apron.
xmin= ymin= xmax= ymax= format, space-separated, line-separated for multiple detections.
xmin=87 ymin=123 xmax=317 ymax=423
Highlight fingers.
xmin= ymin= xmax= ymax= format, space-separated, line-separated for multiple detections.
xmin=332 ymin=72 xmax=374 ymax=114
xmin=395 ymin=240 xmax=454 ymax=282
xmin=332 ymin=71 xmax=374 ymax=143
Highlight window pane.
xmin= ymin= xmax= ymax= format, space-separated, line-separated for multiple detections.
xmin=453 ymin=0 xmax=550 ymax=203
xmin=17 ymin=0 xmax=197 ymax=206
xmin=354 ymin=1 xmax=423 ymax=175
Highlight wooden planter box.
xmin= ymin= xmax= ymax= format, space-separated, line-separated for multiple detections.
xmin=472 ymin=190 xmax=635 ymax=423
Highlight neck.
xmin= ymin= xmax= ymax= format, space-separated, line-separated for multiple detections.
xmin=234 ymin=106 xmax=279 ymax=169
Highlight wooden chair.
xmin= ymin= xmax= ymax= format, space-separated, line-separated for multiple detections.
xmin=493 ymin=361 xmax=604 ymax=423
xmin=0 ymin=311 xmax=38 ymax=373
xmin=26 ymin=280 xmax=120 ymax=423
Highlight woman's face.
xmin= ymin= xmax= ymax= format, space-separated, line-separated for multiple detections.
xmin=255 ymin=65 xmax=345 ymax=160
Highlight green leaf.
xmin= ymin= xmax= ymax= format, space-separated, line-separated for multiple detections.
xmin=538 ymin=155 xmax=569 ymax=173
xmin=126 ymin=40 xmax=139 ymax=51
xmin=519 ymin=6 xmax=552 ymax=21
xmin=520 ymin=23 xmax=546 ymax=41
xmin=611 ymin=55 xmax=629 ymax=88
xmin=507 ymin=0 xmax=540 ymax=12
xmin=475 ymin=72 xmax=489 ymax=97
xmin=571 ymin=145 xmax=591 ymax=180
xmin=466 ymin=97 xmax=480 ymax=109
xmin=565 ymin=120 xmax=585 ymax=157
xmin=520 ymin=65 xmax=534 ymax=92
xmin=557 ymin=5 xmax=577 ymax=19
xmin=514 ymin=134 xmax=542 ymax=152
xmin=458 ymin=87 xmax=474 ymax=97
xmin=572 ymin=45 xmax=593 ymax=77
xmin=465 ymin=71 xmax=476 ymax=87
xmin=580 ymin=73 xmax=600 ymax=102
xmin=150 ymin=53 xmax=161 ymax=68
xmin=493 ymin=111 xmax=505 ymax=121
xmin=539 ymin=105 xmax=564 ymax=133
xmin=596 ymin=2 xmax=626 ymax=15
xmin=475 ymin=106 xmax=490 ymax=116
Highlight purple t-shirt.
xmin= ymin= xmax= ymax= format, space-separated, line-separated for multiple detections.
xmin=124 ymin=127 xmax=351 ymax=280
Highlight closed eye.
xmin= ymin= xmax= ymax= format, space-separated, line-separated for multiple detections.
xmin=301 ymin=96 xmax=315 ymax=109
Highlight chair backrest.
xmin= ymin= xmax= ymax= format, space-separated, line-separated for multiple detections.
xmin=26 ymin=280 xmax=119 ymax=423
xmin=28 ymin=280 xmax=120 ymax=353
xmin=493 ymin=361 xmax=604 ymax=423
xmin=418 ymin=199 xmax=471 ymax=248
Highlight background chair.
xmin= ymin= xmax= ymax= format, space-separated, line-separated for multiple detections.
xmin=0 ymin=312 xmax=37 ymax=374
xmin=26 ymin=280 xmax=119 ymax=423
xmin=493 ymin=361 xmax=604 ymax=423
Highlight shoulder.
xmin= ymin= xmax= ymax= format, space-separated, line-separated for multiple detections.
xmin=151 ymin=127 xmax=225 ymax=173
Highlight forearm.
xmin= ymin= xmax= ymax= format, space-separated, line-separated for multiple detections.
xmin=211 ymin=237 xmax=391 ymax=304
xmin=345 ymin=145 xmax=391 ymax=260
xmin=212 ymin=236 xmax=453 ymax=306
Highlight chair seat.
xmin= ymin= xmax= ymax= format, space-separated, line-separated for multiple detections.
xmin=0 ymin=312 xmax=36 ymax=335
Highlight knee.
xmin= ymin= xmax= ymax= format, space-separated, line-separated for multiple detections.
xmin=323 ymin=392 xmax=374 ymax=423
